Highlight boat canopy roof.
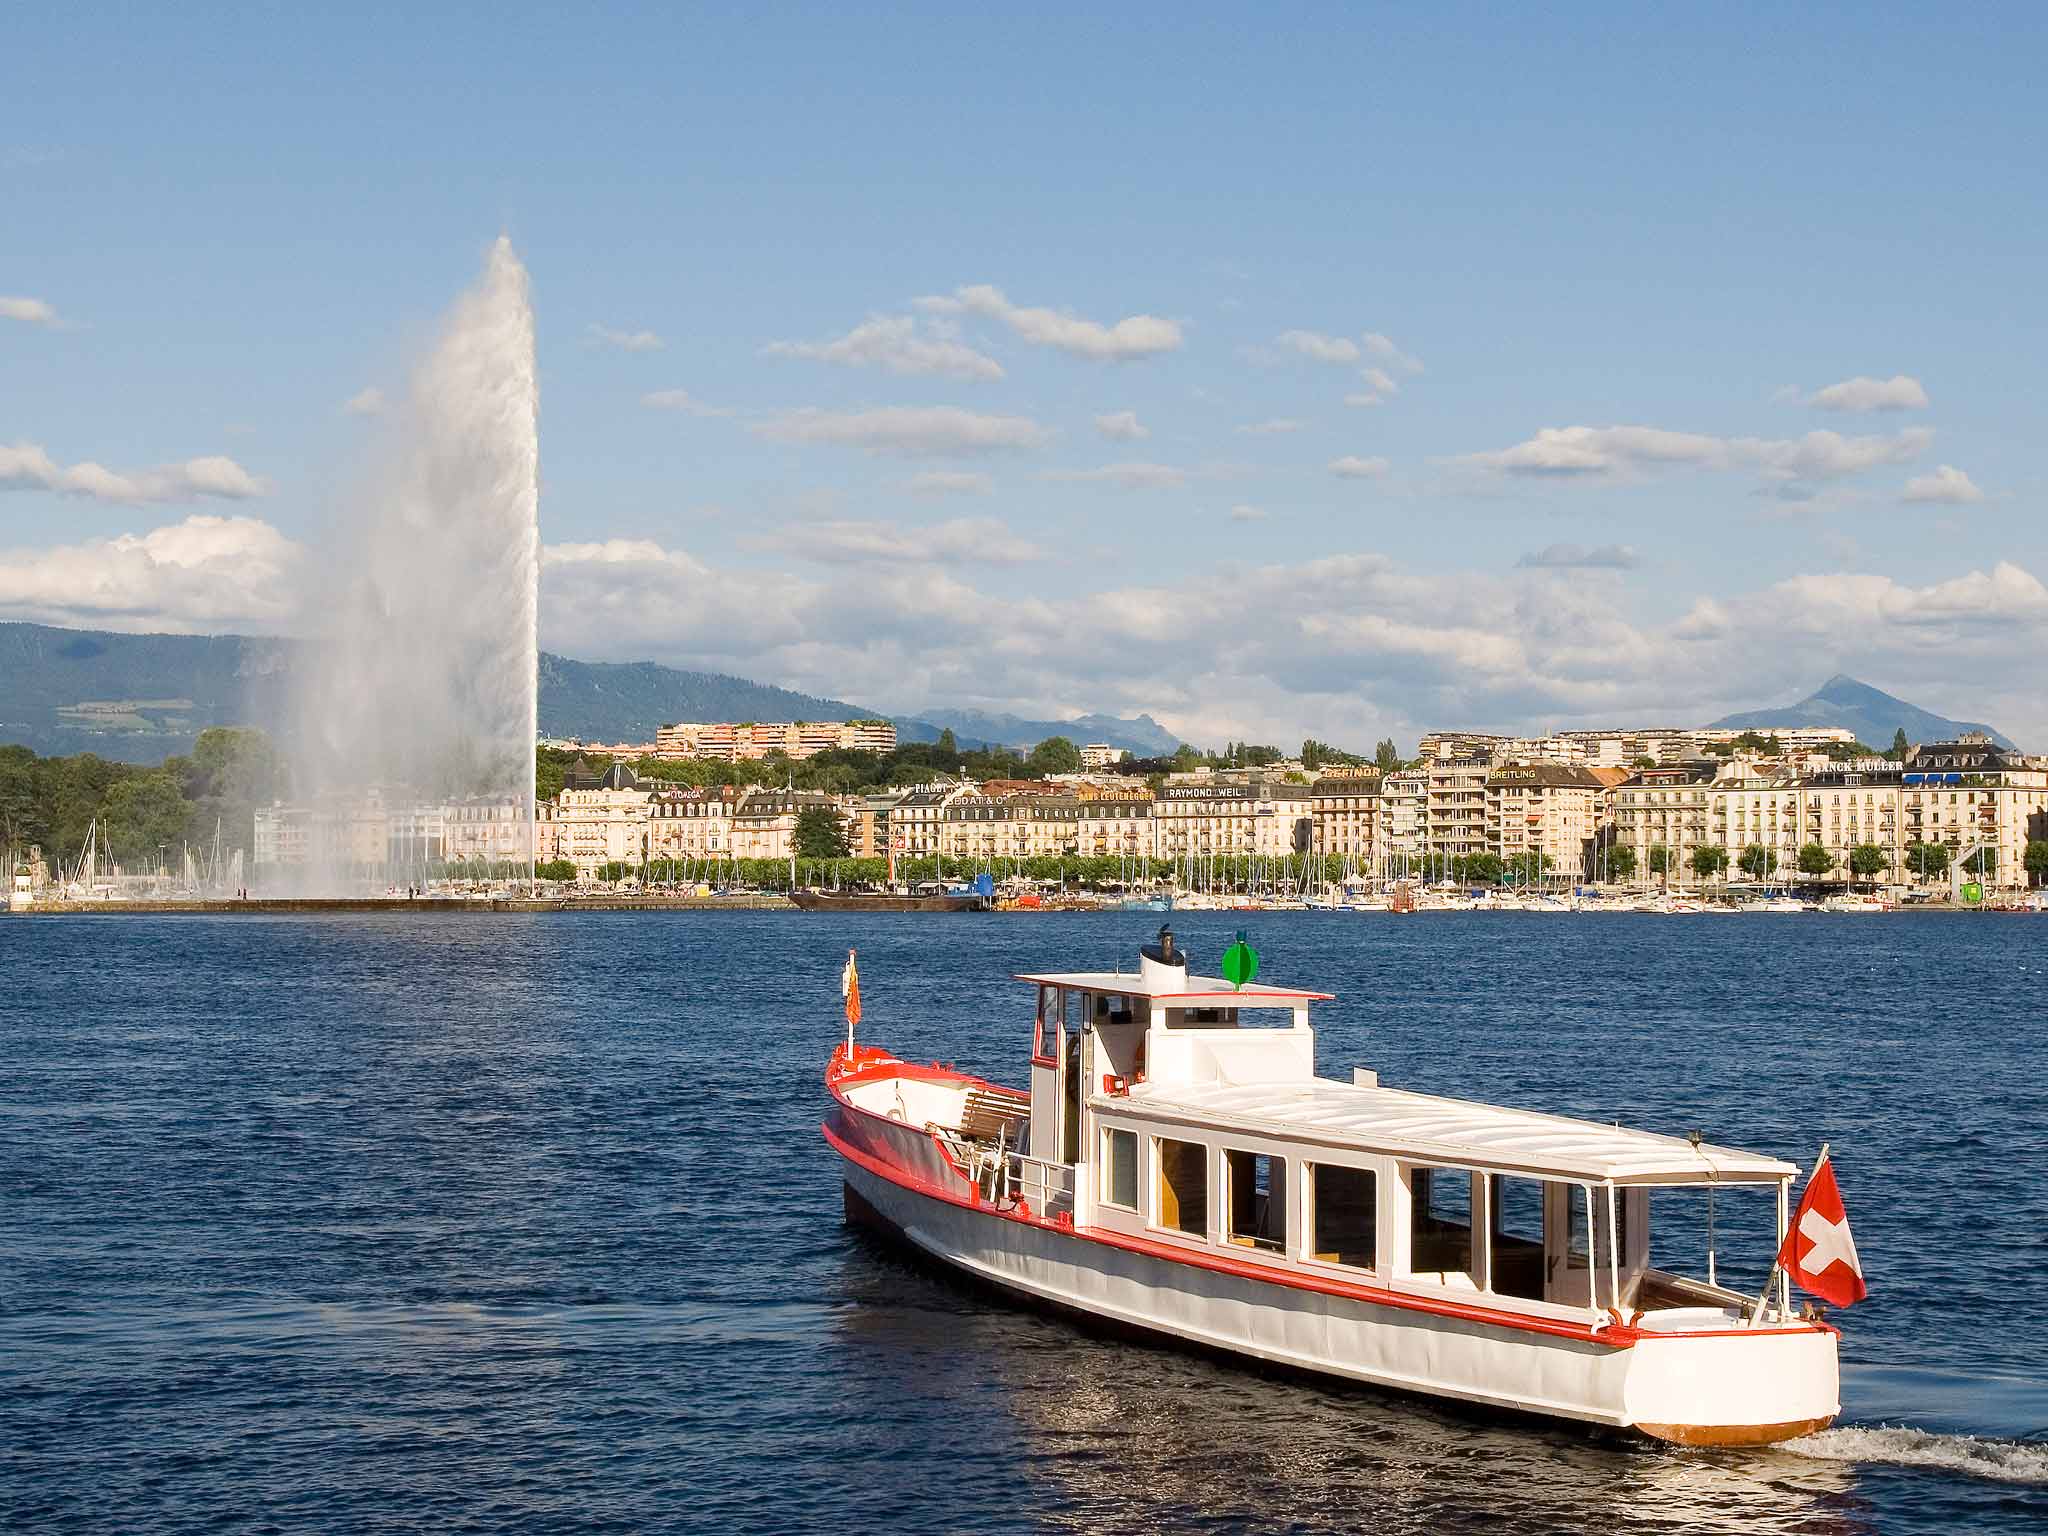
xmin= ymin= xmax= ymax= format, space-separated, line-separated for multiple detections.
xmin=1122 ymin=1079 xmax=1796 ymax=1184
xmin=1015 ymin=971 xmax=1334 ymax=1005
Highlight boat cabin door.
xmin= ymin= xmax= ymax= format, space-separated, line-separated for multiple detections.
xmin=1029 ymin=986 xmax=1084 ymax=1167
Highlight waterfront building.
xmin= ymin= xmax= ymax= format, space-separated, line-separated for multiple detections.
xmin=1611 ymin=765 xmax=1717 ymax=884
xmin=1901 ymin=736 xmax=2048 ymax=890
xmin=555 ymin=761 xmax=653 ymax=873
xmin=1424 ymin=758 xmax=1490 ymax=865
xmin=1416 ymin=731 xmax=1504 ymax=763
xmin=535 ymin=800 xmax=559 ymax=863
xmin=651 ymin=719 xmax=898 ymax=762
xmin=1072 ymin=784 xmax=1153 ymax=859
xmin=1374 ymin=769 xmax=1426 ymax=874
xmin=441 ymin=798 xmax=529 ymax=865
xmin=1709 ymin=769 xmax=1801 ymax=880
xmin=1308 ymin=771 xmax=1381 ymax=861
xmin=888 ymin=783 xmax=974 ymax=858
xmin=848 ymin=791 xmax=903 ymax=859
xmin=1485 ymin=763 xmax=1606 ymax=881
xmin=646 ymin=785 xmax=738 ymax=864
xmin=1151 ymin=778 xmax=1314 ymax=862
xmin=731 ymin=788 xmax=841 ymax=860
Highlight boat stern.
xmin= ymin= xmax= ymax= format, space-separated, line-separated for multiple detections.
xmin=1621 ymin=1320 xmax=1839 ymax=1446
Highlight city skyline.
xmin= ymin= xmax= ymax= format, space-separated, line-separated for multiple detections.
xmin=5 ymin=4 xmax=2046 ymax=750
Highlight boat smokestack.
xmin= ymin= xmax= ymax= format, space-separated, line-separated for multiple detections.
xmin=1138 ymin=924 xmax=1188 ymax=990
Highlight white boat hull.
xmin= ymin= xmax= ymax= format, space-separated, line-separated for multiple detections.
xmin=837 ymin=1148 xmax=1838 ymax=1445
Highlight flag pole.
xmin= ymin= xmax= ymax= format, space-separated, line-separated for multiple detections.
xmin=1747 ymin=1141 xmax=1826 ymax=1326
xmin=844 ymin=946 xmax=859 ymax=1058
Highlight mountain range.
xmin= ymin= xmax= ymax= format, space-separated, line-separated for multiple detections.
xmin=3 ymin=622 xmax=2016 ymax=765
xmin=1706 ymin=674 xmax=2015 ymax=751
xmin=0 ymin=622 xmax=1183 ymax=762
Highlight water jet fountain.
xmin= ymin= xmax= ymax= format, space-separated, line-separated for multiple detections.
xmin=282 ymin=238 xmax=539 ymax=893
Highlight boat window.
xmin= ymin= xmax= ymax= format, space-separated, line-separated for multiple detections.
xmin=1102 ymin=1128 xmax=1137 ymax=1210
xmin=1225 ymin=1149 xmax=1285 ymax=1253
xmin=1310 ymin=1164 xmax=1377 ymax=1268
xmin=1488 ymin=1175 xmax=1546 ymax=1301
xmin=1566 ymin=1187 xmax=1627 ymax=1274
xmin=1155 ymin=1137 xmax=1208 ymax=1237
xmin=1409 ymin=1166 xmax=1474 ymax=1279
xmin=1034 ymin=986 xmax=1060 ymax=1065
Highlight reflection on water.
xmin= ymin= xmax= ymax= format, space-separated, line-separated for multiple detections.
xmin=832 ymin=1236 xmax=1877 ymax=1536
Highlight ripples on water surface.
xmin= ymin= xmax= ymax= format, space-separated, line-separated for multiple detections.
xmin=2 ymin=911 xmax=2044 ymax=1533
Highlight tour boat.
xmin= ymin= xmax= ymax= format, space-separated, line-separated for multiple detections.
xmin=790 ymin=888 xmax=991 ymax=913
xmin=822 ymin=932 xmax=1841 ymax=1446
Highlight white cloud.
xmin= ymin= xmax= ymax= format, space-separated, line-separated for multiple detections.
xmin=342 ymin=387 xmax=386 ymax=417
xmin=1229 ymin=503 xmax=1267 ymax=522
xmin=1901 ymin=464 xmax=1984 ymax=504
xmin=1329 ymin=455 xmax=1389 ymax=479
xmin=1747 ymin=428 xmax=1933 ymax=481
xmin=754 ymin=516 xmax=1041 ymax=567
xmin=1808 ymin=374 xmax=1928 ymax=413
xmin=1362 ymin=332 xmax=1424 ymax=374
xmin=587 ymin=323 xmax=665 ymax=352
xmin=915 ymin=284 xmax=1181 ymax=361
xmin=1 ymin=296 xmax=60 ymax=327
xmin=0 ymin=441 xmax=267 ymax=504
xmin=1094 ymin=410 xmax=1149 ymax=441
xmin=1344 ymin=367 xmax=1401 ymax=407
xmin=1046 ymin=462 xmax=1189 ymax=490
xmin=1516 ymin=543 xmax=1640 ymax=570
xmin=641 ymin=389 xmax=735 ymax=418
xmin=541 ymin=538 xmax=810 ymax=662
xmin=754 ymin=405 xmax=1051 ymax=458
xmin=1459 ymin=424 xmax=1932 ymax=484
xmin=765 ymin=314 xmax=1003 ymax=381
xmin=1237 ymin=417 xmax=1306 ymax=435
xmin=531 ymin=534 xmax=2048 ymax=752
xmin=904 ymin=470 xmax=993 ymax=498
xmin=1275 ymin=329 xmax=1360 ymax=363
xmin=0 ymin=514 xmax=302 ymax=631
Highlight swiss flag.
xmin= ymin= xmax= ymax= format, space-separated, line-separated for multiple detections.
xmin=841 ymin=949 xmax=862 ymax=1030
xmin=1777 ymin=1152 xmax=1867 ymax=1307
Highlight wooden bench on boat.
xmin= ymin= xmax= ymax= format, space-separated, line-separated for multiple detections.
xmin=952 ymin=1087 xmax=1030 ymax=1144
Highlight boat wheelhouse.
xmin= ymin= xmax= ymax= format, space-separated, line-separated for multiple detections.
xmin=822 ymin=935 xmax=1839 ymax=1445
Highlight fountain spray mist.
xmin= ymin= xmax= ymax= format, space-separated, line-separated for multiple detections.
xmin=285 ymin=238 xmax=539 ymax=891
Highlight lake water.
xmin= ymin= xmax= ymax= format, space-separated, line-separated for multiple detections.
xmin=2 ymin=911 xmax=2044 ymax=1533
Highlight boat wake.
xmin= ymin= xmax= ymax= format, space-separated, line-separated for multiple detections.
xmin=1783 ymin=1424 xmax=2048 ymax=1485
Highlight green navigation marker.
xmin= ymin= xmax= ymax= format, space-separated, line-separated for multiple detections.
xmin=1221 ymin=931 xmax=1259 ymax=991
xmin=1962 ymin=881 xmax=1984 ymax=904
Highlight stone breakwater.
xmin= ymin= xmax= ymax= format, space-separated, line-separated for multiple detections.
xmin=11 ymin=894 xmax=798 ymax=915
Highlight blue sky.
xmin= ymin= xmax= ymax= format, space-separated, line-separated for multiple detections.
xmin=5 ymin=3 xmax=2045 ymax=747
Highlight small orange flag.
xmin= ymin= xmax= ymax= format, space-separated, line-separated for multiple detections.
xmin=841 ymin=948 xmax=861 ymax=1029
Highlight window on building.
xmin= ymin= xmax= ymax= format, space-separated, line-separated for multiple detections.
xmin=1310 ymin=1163 xmax=1377 ymax=1268
xmin=1225 ymin=1149 xmax=1285 ymax=1253
xmin=1409 ymin=1165 xmax=1474 ymax=1278
xmin=1102 ymin=1128 xmax=1137 ymax=1210
xmin=1155 ymin=1137 xmax=1208 ymax=1237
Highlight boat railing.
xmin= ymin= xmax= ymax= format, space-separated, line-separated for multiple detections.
xmin=1002 ymin=1151 xmax=1075 ymax=1217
